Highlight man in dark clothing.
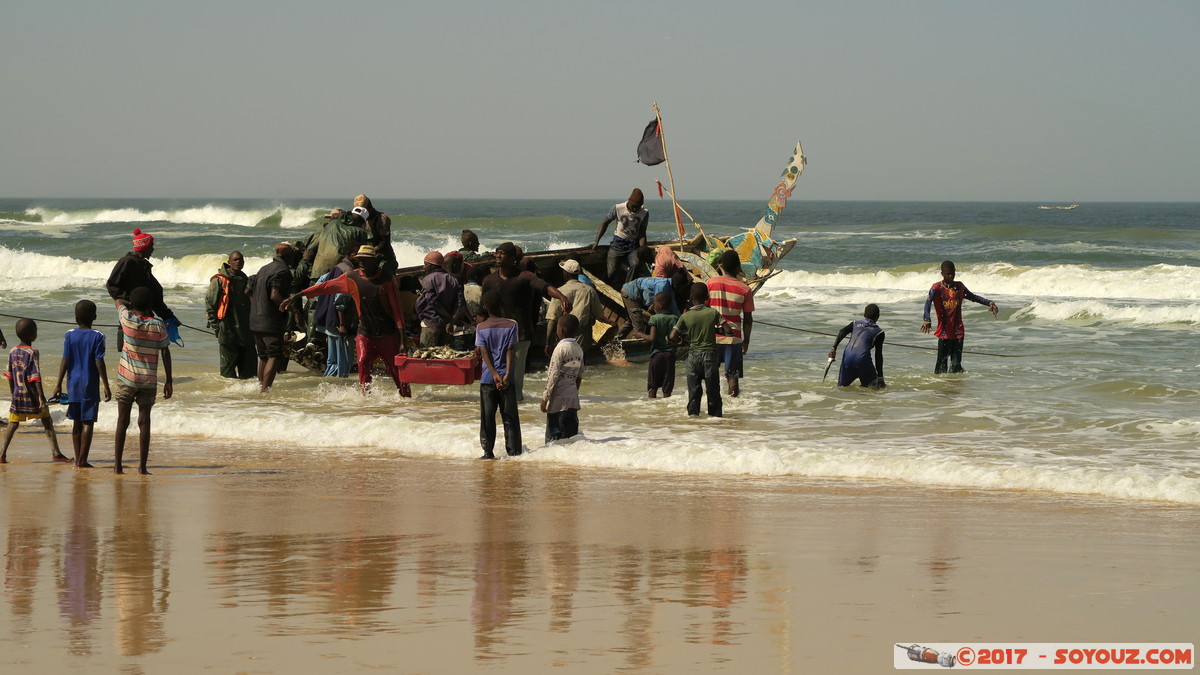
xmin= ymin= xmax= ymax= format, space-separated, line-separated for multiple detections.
xmin=285 ymin=245 xmax=412 ymax=397
xmin=106 ymin=228 xmax=180 ymax=349
xmin=459 ymin=229 xmax=485 ymax=263
xmin=249 ymin=243 xmax=301 ymax=393
xmin=205 ymin=251 xmax=256 ymax=379
xmin=481 ymin=242 xmax=572 ymax=402
xmin=829 ymin=304 xmax=886 ymax=389
xmin=353 ymin=195 xmax=396 ymax=275
xmin=416 ymin=250 xmax=466 ymax=347
xmin=301 ymin=209 xmax=370 ymax=286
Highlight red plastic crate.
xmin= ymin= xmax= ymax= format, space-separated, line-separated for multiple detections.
xmin=394 ymin=355 xmax=482 ymax=385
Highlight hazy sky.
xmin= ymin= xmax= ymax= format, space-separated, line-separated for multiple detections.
xmin=2 ymin=1 xmax=1197 ymax=201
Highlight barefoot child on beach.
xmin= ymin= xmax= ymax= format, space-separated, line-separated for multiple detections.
xmin=541 ymin=314 xmax=584 ymax=443
xmin=632 ymin=291 xmax=678 ymax=399
xmin=113 ymin=288 xmax=173 ymax=475
xmin=2 ymin=319 xmax=70 ymax=463
xmin=53 ymin=300 xmax=112 ymax=467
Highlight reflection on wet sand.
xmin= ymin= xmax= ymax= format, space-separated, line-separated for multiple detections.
xmin=6 ymin=450 xmax=1177 ymax=672
xmin=471 ymin=465 xmax=532 ymax=657
xmin=57 ymin=473 xmax=103 ymax=656
xmin=207 ymin=532 xmax=407 ymax=635
xmin=4 ymin=471 xmax=56 ymax=639
xmin=112 ymin=479 xmax=170 ymax=656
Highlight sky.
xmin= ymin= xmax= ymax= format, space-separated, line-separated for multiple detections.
xmin=2 ymin=1 xmax=1197 ymax=201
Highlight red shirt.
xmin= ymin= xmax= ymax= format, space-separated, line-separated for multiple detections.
xmin=706 ymin=276 xmax=754 ymax=344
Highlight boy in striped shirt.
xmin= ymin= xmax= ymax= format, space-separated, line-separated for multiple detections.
xmin=113 ymin=287 xmax=173 ymax=475
xmin=706 ymin=250 xmax=755 ymax=398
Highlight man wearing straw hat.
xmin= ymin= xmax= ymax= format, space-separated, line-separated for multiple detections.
xmin=284 ymin=245 xmax=411 ymax=397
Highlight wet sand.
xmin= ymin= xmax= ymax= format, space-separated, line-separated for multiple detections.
xmin=0 ymin=427 xmax=1197 ymax=673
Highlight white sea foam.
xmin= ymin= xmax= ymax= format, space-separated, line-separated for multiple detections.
xmin=771 ymin=262 xmax=1200 ymax=301
xmin=24 ymin=205 xmax=321 ymax=228
xmin=1015 ymin=298 xmax=1200 ymax=326
xmin=55 ymin=400 xmax=1200 ymax=506
xmin=0 ymin=245 xmax=272 ymax=295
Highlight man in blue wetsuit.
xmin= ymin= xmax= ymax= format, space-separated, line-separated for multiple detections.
xmin=829 ymin=304 xmax=886 ymax=389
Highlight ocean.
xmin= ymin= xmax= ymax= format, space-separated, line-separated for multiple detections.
xmin=2 ymin=198 xmax=1198 ymax=505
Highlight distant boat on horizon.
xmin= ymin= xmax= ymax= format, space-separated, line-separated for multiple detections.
xmin=1038 ymin=203 xmax=1080 ymax=210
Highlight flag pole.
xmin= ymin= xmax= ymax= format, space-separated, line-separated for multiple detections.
xmin=653 ymin=102 xmax=686 ymax=239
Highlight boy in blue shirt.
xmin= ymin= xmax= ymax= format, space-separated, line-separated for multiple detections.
xmin=475 ymin=292 xmax=521 ymax=459
xmin=53 ymin=300 xmax=113 ymax=467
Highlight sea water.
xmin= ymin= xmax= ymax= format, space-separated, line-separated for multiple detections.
xmin=1 ymin=199 xmax=1197 ymax=505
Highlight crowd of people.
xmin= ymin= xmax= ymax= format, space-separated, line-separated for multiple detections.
xmin=3 ymin=191 xmax=1000 ymax=469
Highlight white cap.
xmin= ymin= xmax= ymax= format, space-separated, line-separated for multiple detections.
xmin=559 ymin=259 xmax=581 ymax=274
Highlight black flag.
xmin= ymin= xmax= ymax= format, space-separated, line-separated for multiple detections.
xmin=636 ymin=119 xmax=665 ymax=166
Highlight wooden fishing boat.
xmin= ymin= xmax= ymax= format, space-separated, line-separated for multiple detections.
xmin=286 ymin=111 xmax=807 ymax=375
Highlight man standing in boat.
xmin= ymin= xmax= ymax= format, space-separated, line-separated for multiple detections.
xmin=590 ymin=188 xmax=649 ymax=284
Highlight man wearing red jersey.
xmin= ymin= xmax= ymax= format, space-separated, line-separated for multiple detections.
xmin=920 ymin=260 xmax=999 ymax=374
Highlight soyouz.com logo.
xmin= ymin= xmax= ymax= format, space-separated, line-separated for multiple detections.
xmin=895 ymin=643 xmax=1194 ymax=669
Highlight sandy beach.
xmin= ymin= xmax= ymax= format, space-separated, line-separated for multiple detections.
xmin=0 ymin=427 xmax=1194 ymax=673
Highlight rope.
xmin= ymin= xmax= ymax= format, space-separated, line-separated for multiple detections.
xmin=754 ymin=319 xmax=1028 ymax=358
xmin=0 ymin=312 xmax=213 ymax=335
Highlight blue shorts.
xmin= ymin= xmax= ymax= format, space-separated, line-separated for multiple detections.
xmin=66 ymin=399 xmax=100 ymax=422
xmin=717 ymin=343 xmax=744 ymax=379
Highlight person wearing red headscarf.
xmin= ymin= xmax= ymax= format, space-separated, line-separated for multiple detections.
xmin=106 ymin=228 xmax=178 ymax=325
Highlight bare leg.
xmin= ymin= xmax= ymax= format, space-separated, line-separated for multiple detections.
xmin=114 ymin=399 xmax=132 ymax=474
xmin=727 ymin=377 xmax=740 ymax=397
xmin=71 ymin=420 xmax=83 ymax=464
xmin=137 ymin=405 xmax=152 ymax=475
xmin=648 ymin=389 xmax=657 ymax=399
xmin=0 ymin=421 xmax=18 ymax=462
xmin=78 ymin=421 xmax=95 ymax=468
xmin=260 ymin=356 xmax=281 ymax=393
xmin=42 ymin=417 xmax=68 ymax=461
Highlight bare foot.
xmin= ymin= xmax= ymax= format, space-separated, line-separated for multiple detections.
xmin=138 ymin=468 xmax=152 ymax=475
xmin=0 ymin=457 xmax=8 ymax=464
xmin=76 ymin=462 xmax=94 ymax=469
xmin=52 ymin=455 xmax=73 ymax=463
xmin=114 ymin=465 xmax=124 ymax=475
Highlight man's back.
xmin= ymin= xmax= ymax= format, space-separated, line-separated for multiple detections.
xmin=706 ymin=275 xmax=753 ymax=344
xmin=117 ymin=307 xmax=168 ymax=389
xmin=476 ymin=317 xmax=518 ymax=384
xmin=249 ymin=258 xmax=292 ymax=334
xmin=675 ymin=305 xmax=720 ymax=352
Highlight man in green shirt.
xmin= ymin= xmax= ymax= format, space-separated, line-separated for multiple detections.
xmin=669 ymin=283 xmax=724 ymax=417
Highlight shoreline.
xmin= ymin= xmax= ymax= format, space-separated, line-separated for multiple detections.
xmin=1 ymin=429 xmax=1196 ymax=671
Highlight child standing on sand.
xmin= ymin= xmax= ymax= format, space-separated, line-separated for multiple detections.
xmin=53 ymin=300 xmax=112 ymax=468
xmin=113 ymin=288 xmax=173 ymax=475
xmin=632 ymin=291 xmax=678 ymax=399
xmin=1 ymin=318 xmax=70 ymax=463
xmin=541 ymin=314 xmax=584 ymax=443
